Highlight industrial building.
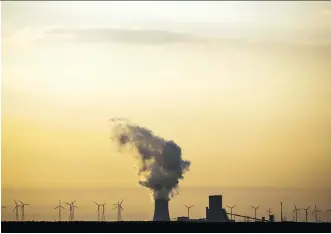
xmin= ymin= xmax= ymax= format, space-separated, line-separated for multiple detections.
xmin=206 ymin=195 xmax=230 ymax=222
xmin=176 ymin=194 xmax=230 ymax=222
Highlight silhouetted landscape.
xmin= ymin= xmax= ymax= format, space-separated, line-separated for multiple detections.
xmin=2 ymin=221 xmax=331 ymax=233
xmin=2 ymin=1 xmax=331 ymax=233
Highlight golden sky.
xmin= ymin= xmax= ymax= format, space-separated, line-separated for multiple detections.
xmin=1 ymin=1 xmax=331 ymax=191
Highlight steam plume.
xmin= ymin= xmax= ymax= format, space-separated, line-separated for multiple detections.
xmin=109 ymin=118 xmax=191 ymax=200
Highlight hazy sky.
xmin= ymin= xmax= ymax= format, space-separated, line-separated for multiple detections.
xmin=1 ymin=1 xmax=331 ymax=195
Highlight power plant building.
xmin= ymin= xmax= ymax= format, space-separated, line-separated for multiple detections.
xmin=206 ymin=195 xmax=230 ymax=222
xmin=153 ymin=199 xmax=171 ymax=221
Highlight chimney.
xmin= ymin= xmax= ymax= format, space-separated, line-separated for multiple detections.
xmin=153 ymin=199 xmax=170 ymax=221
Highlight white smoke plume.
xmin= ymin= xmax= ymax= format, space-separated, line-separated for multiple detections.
xmin=109 ymin=118 xmax=191 ymax=200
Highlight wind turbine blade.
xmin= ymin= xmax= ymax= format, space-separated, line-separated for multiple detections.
xmin=19 ymin=200 xmax=24 ymax=206
xmin=112 ymin=207 xmax=117 ymax=210
xmin=120 ymin=200 xmax=123 ymax=205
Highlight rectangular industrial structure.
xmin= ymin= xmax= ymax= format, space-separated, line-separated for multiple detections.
xmin=206 ymin=195 xmax=230 ymax=222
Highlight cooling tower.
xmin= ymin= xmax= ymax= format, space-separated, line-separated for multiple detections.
xmin=153 ymin=199 xmax=170 ymax=221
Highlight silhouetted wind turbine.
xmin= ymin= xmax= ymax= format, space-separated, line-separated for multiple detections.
xmin=250 ymin=206 xmax=260 ymax=221
xmin=71 ymin=201 xmax=78 ymax=221
xmin=65 ymin=201 xmax=76 ymax=221
xmin=226 ymin=205 xmax=236 ymax=221
xmin=101 ymin=203 xmax=106 ymax=221
xmin=327 ymin=210 xmax=331 ymax=222
xmin=302 ymin=206 xmax=310 ymax=223
xmin=54 ymin=200 xmax=65 ymax=221
xmin=113 ymin=200 xmax=123 ymax=221
xmin=13 ymin=200 xmax=21 ymax=221
xmin=19 ymin=200 xmax=29 ymax=221
xmin=280 ymin=201 xmax=283 ymax=222
xmin=293 ymin=205 xmax=300 ymax=222
xmin=312 ymin=205 xmax=321 ymax=223
xmin=266 ymin=208 xmax=272 ymax=217
xmin=94 ymin=202 xmax=102 ymax=221
xmin=184 ymin=205 xmax=194 ymax=219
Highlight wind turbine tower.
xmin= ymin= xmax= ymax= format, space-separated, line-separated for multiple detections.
xmin=101 ymin=203 xmax=106 ymax=221
xmin=72 ymin=202 xmax=78 ymax=221
xmin=19 ymin=200 xmax=29 ymax=221
xmin=226 ymin=205 xmax=236 ymax=221
xmin=113 ymin=200 xmax=123 ymax=221
xmin=266 ymin=208 xmax=272 ymax=218
xmin=184 ymin=205 xmax=194 ymax=219
xmin=250 ymin=206 xmax=260 ymax=221
xmin=302 ymin=206 xmax=310 ymax=223
xmin=13 ymin=201 xmax=21 ymax=221
xmin=312 ymin=205 xmax=321 ymax=223
xmin=65 ymin=201 xmax=77 ymax=221
xmin=293 ymin=205 xmax=300 ymax=222
xmin=54 ymin=200 xmax=65 ymax=221
xmin=280 ymin=201 xmax=284 ymax=222
xmin=94 ymin=202 xmax=102 ymax=221
xmin=327 ymin=210 xmax=331 ymax=222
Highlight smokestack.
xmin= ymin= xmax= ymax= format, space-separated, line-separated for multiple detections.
xmin=153 ymin=199 xmax=170 ymax=221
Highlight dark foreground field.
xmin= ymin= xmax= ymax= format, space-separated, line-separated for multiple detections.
xmin=1 ymin=221 xmax=330 ymax=233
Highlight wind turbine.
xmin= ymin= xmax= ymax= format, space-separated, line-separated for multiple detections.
xmin=65 ymin=201 xmax=77 ymax=221
xmin=302 ymin=206 xmax=310 ymax=223
xmin=280 ymin=202 xmax=283 ymax=222
xmin=312 ymin=205 xmax=321 ymax=223
xmin=113 ymin=200 xmax=123 ymax=221
xmin=71 ymin=201 xmax=78 ymax=221
xmin=184 ymin=205 xmax=194 ymax=219
xmin=293 ymin=205 xmax=300 ymax=222
xmin=250 ymin=206 xmax=260 ymax=221
xmin=19 ymin=200 xmax=29 ymax=221
xmin=65 ymin=202 xmax=73 ymax=221
xmin=1 ymin=206 xmax=7 ymax=221
xmin=226 ymin=205 xmax=236 ymax=221
xmin=327 ymin=210 xmax=331 ymax=222
xmin=266 ymin=208 xmax=272 ymax=217
xmin=13 ymin=200 xmax=21 ymax=221
xmin=54 ymin=200 xmax=65 ymax=221
xmin=94 ymin=202 xmax=102 ymax=221
xmin=101 ymin=203 xmax=106 ymax=221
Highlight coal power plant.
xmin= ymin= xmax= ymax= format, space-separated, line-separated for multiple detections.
xmin=153 ymin=199 xmax=171 ymax=221
xmin=206 ymin=195 xmax=230 ymax=222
